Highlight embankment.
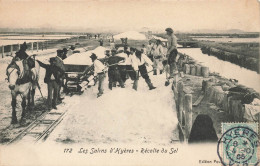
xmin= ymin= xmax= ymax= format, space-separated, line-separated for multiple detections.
xmin=199 ymin=43 xmax=259 ymax=73
xmin=173 ymin=52 xmax=260 ymax=140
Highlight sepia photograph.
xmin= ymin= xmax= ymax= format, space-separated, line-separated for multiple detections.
xmin=0 ymin=0 xmax=259 ymax=165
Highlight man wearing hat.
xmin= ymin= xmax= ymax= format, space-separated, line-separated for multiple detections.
xmin=165 ymin=27 xmax=178 ymax=76
xmin=6 ymin=42 xmax=30 ymax=73
xmin=105 ymin=50 xmax=111 ymax=58
xmin=90 ymin=53 xmax=106 ymax=97
xmin=132 ymin=49 xmax=156 ymax=90
xmin=67 ymin=45 xmax=75 ymax=57
xmin=61 ymin=48 xmax=68 ymax=60
xmin=36 ymin=57 xmax=64 ymax=110
xmin=106 ymin=49 xmax=125 ymax=90
xmin=55 ymin=49 xmax=66 ymax=101
xmin=126 ymin=47 xmax=138 ymax=90
xmin=141 ymin=44 xmax=147 ymax=55
xmin=15 ymin=42 xmax=29 ymax=60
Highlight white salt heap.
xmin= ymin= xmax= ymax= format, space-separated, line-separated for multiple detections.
xmin=63 ymin=46 xmax=108 ymax=65
xmin=114 ymin=31 xmax=147 ymax=40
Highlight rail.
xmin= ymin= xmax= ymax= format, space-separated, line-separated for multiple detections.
xmin=7 ymin=108 xmax=69 ymax=144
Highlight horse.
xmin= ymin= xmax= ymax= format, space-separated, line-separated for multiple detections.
xmin=6 ymin=57 xmax=40 ymax=124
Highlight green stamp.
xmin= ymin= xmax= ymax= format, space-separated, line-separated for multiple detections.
xmin=217 ymin=123 xmax=259 ymax=166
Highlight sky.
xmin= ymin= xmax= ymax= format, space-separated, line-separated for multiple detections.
xmin=0 ymin=0 xmax=259 ymax=32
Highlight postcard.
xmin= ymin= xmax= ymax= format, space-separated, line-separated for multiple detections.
xmin=0 ymin=0 xmax=259 ymax=165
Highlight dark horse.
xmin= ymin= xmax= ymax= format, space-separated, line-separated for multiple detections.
xmin=6 ymin=57 xmax=40 ymax=124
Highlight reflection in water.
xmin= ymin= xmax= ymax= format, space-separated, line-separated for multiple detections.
xmin=179 ymin=48 xmax=260 ymax=92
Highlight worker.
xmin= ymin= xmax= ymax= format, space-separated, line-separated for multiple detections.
xmin=153 ymin=40 xmax=164 ymax=75
xmin=146 ymin=41 xmax=155 ymax=61
xmin=36 ymin=58 xmax=64 ymax=110
xmin=98 ymin=38 xmax=103 ymax=46
xmin=141 ymin=44 xmax=147 ymax=55
xmin=107 ymin=49 xmax=125 ymax=90
xmin=55 ymin=50 xmax=66 ymax=101
xmin=116 ymin=47 xmax=128 ymax=83
xmin=90 ymin=53 xmax=106 ymax=98
xmin=126 ymin=47 xmax=138 ymax=90
xmin=132 ymin=49 xmax=156 ymax=90
xmin=165 ymin=27 xmax=178 ymax=76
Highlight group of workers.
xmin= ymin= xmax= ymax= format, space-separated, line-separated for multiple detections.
xmin=90 ymin=27 xmax=178 ymax=97
xmin=90 ymin=46 xmax=156 ymax=97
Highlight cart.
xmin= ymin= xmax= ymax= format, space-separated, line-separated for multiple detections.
xmin=64 ymin=64 xmax=90 ymax=96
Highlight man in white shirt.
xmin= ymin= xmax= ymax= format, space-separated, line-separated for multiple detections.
xmin=125 ymin=47 xmax=138 ymax=90
xmin=90 ymin=53 xmax=106 ymax=98
xmin=153 ymin=40 xmax=164 ymax=75
xmin=132 ymin=49 xmax=156 ymax=90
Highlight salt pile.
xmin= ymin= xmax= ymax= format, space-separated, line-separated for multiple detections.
xmin=114 ymin=31 xmax=147 ymax=40
xmin=152 ymin=35 xmax=168 ymax=42
xmin=92 ymin=46 xmax=107 ymax=59
xmin=63 ymin=51 xmax=92 ymax=65
xmin=63 ymin=46 xmax=108 ymax=65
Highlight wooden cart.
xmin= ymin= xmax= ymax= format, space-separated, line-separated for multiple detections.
xmin=64 ymin=64 xmax=90 ymax=96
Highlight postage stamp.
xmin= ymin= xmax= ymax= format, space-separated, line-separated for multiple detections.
xmin=217 ymin=123 xmax=259 ymax=166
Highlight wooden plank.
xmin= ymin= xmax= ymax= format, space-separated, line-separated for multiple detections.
xmin=193 ymin=94 xmax=204 ymax=107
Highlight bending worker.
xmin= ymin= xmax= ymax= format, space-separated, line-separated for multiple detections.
xmin=107 ymin=49 xmax=125 ymax=90
xmin=132 ymin=49 xmax=156 ymax=90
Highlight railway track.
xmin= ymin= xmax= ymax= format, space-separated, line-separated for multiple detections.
xmin=7 ymin=107 xmax=69 ymax=144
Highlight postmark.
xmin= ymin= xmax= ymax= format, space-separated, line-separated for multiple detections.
xmin=217 ymin=123 xmax=259 ymax=166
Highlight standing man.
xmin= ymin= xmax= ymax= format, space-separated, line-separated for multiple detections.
xmin=37 ymin=58 xmax=64 ymax=110
xmin=146 ymin=41 xmax=155 ymax=61
xmin=107 ymin=49 xmax=125 ymax=90
xmin=153 ymin=40 xmax=164 ymax=75
xmin=165 ymin=28 xmax=178 ymax=76
xmin=116 ymin=47 xmax=128 ymax=83
xmin=104 ymin=50 xmax=111 ymax=58
xmin=90 ymin=53 xmax=106 ymax=98
xmin=132 ymin=49 xmax=156 ymax=90
xmin=98 ymin=38 xmax=104 ymax=46
xmin=141 ymin=44 xmax=147 ymax=55
xmin=55 ymin=50 xmax=66 ymax=101
xmin=126 ymin=47 xmax=138 ymax=90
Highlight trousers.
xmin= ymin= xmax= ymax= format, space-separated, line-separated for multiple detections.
xmin=97 ymin=73 xmax=106 ymax=95
xmin=168 ymin=49 xmax=178 ymax=75
xmin=47 ymin=80 xmax=59 ymax=108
